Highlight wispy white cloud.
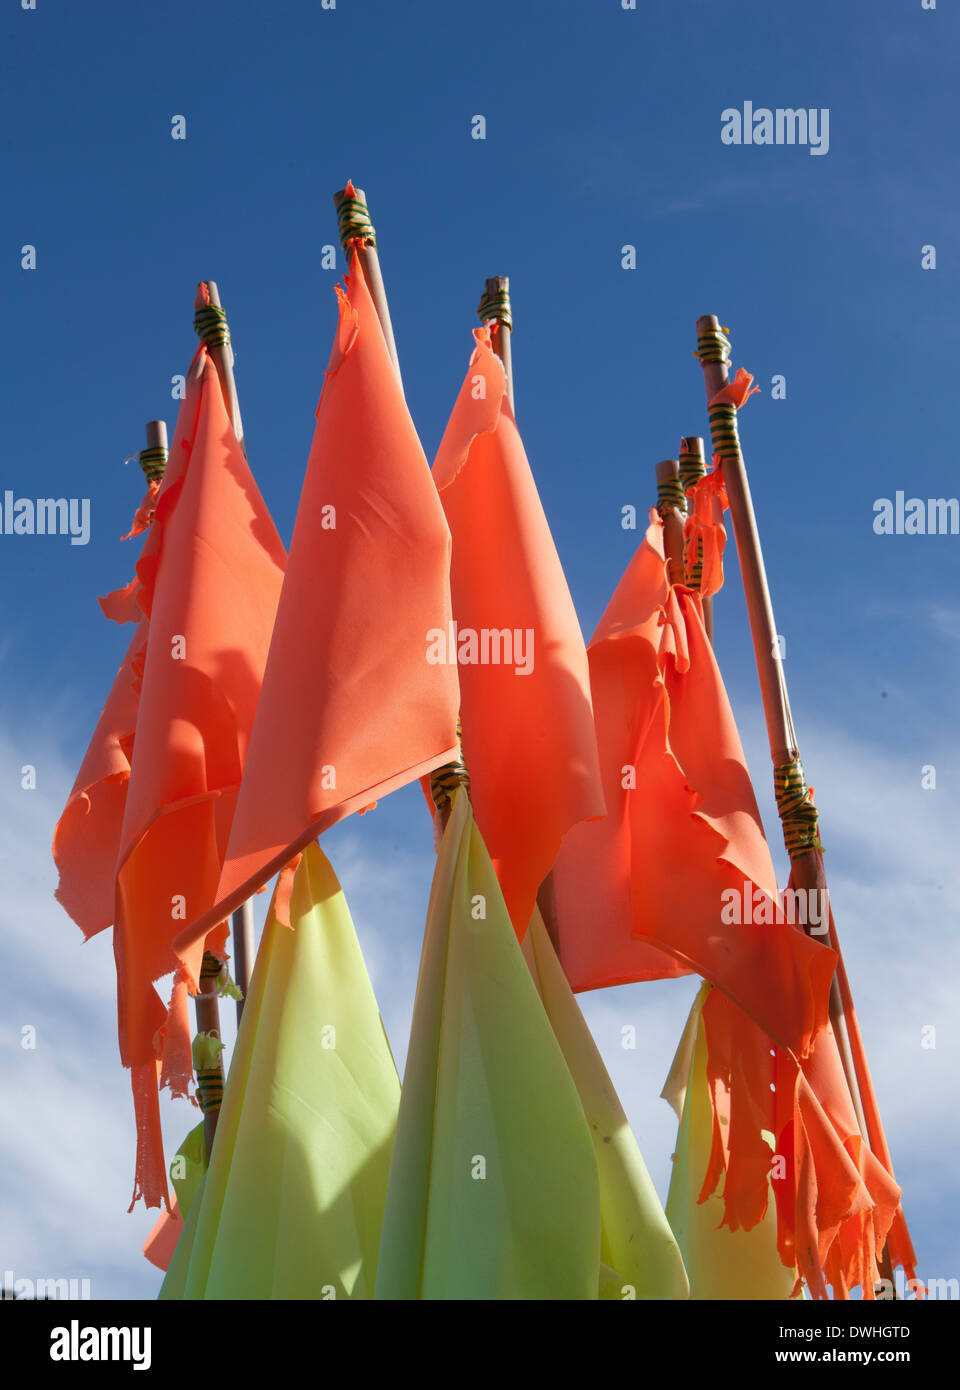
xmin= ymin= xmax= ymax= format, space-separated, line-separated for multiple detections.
xmin=2 ymin=706 xmax=955 ymax=1299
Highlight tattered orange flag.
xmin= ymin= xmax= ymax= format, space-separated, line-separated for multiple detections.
xmin=175 ymin=251 xmax=460 ymax=958
xmin=114 ymin=345 xmax=286 ymax=1210
xmin=431 ymin=328 xmax=604 ymax=938
xmin=813 ymin=901 xmax=919 ymax=1292
xmin=683 ymin=467 xmax=727 ymax=598
xmin=553 ymin=514 xmax=835 ymax=1060
xmin=698 ymin=982 xmax=906 ymax=1300
xmin=53 ymin=579 xmax=146 ymax=939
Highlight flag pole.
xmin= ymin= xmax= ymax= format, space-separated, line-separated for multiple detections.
xmin=197 ymin=281 xmax=245 ymax=451
xmin=143 ymin=419 xmax=168 ymax=461
xmin=476 ymin=280 xmax=591 ymax=953
xmin=678 ymin=436 xmax=716 ymax=645
xmin=477 ymin=278 xmax=558 ymax=948
xmin=333 ymin=184 xmax=401 ymax=380
xmin=194 ymin=952 xmax=225 ymax=1156
xmin=479 ymin=276 xmax=514 ymax=412
xmin=655 ymin=459 xmax=685 ymax=586
xmin=693 ymin=315 xmax=870 ymax=1144
xmin=194 ymin=281 xmax=255 ymax=1025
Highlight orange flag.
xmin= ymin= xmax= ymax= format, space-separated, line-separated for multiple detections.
xmin=683 ymin=466 xmax=727 ymax=597
xmin=115 ymin=344 xmax=286 ymax=1210
xmin=819 ymin=902 xmax=919 ymax=1290
xmin=174 ymin=252 xmax=460 ymax=959
xmin=698 ymin=984 xmax=904 ymax=1299
xmin=430 ymin=328 xmax=604 ymax=937
xmin=553 ymin=514 xmax=835 ymax=1060
xmin=53 ymin=578 xmax=146 ymax=939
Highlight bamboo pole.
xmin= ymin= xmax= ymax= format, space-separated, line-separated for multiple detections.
xmin=144 ymin=420 xmax=167 ymax=457
xmin=479 ymin=280 xmax=559 ymax=950
xmin=693 ymin=314 xmax=902 ymax=1292
xmin=227 ymin=905 xmax=253 ymax=1028
xmin=333 ymin=185 xmax=401 ymax=380
xmin=194 ymin=953 xmax=225 ymax=1156
xmin=197 ymin=281 xmax=245 ymax=451
xmin=480 ymin=275 xmax=514 ymax=413
xmin=655 ymin=459 xmax=685 ymax=586
xmin=194 ymin=281 xmax=255 ymax=1024
xmin=693 ymin=314 xmax=871 ymax=1140
xmin=694 ymin=320 xmax=794 ymax=767
xmin=678 ymin=436 xmax=706 ymax=496
xmin=678 ymin=436 xmax=715 ymax=645
xmin=135 ymin=420 xmax=168 ymax=493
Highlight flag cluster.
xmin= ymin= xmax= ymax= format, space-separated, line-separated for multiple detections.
xmin=55 ymin=225 xmax=916 ymax=1300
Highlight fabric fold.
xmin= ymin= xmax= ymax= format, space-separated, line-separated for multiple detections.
xmin=430 ymin=328 xmax=605 ymax=939
xmin=161 ymin=843 xmax=400 ymax=1299
xmin=522 ymin=908 xmax=689 ymax=1299
xmin=175 ymin=251 xmax=461 ymax=960
xmin=114 ymin=343 xmax=286 ymax=1209
xmin=554 ymin=515 xmax=835 ymax=1063
xmin=375 ymin=789 xmax=602 ymax=1299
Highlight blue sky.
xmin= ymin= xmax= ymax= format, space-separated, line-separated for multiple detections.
xmin=1 ymin=0 xmax=958 ymax=1299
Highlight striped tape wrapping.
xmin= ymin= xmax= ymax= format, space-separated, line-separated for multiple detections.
xmin=679 ymin=441 xmax=706 ymax=589
xmin=195 ymin=1068 xmax=224 ymax=1114
xmin=477 ymin=287 xmax=513 ymax=332
xmin=194 ymin=303 xmax=230 ymax=348
xmin=694 ymin=323 xmax=731 ymax=365
xmin=336 ymin=189 xmax=377 ymax=252
xmin=656 ymin=474 xmax=686 ymax=515
xmin=686 ymin=535 xmax=704 ymax=590
xmin=199 ymin=951 xmax=223 ymax=981
xmin=678 ymin=447 xmax=706 ymax=495
xmin=137 ymin=447 xmax=168 ymax=484
xmin=430 ymin=717 xmax=471 ymax=817
xmin=192 ymin=1025 xmax=225 ymax=1114
xmin=707 ymin=400 xmax=743 ymax=464
xmin=774 ymin=757 xmax=824 ymax=860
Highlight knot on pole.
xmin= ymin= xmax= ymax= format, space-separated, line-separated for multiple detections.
xmin=195 ymin=1067 xmax=224 ymax=1113
xmin=477 ymin=285 xmax=512 ymax=331
xmin=197 ymin=950 xmax=242 ymax=1000
xmin=192 ymin=1031 xmax=225 ymax=1113
xmin=137 ymin=446 xmax=168 ymax=484
xmin=656 ymin=474 xmax=686 ymax=516
xmin=194 ymin=302 xmax=231 ymax=348
xmin=678 ymin=438 xmax=706 ymax=495
xmin=694 ymin=323 xmax=731 ymax=364
xmin=774 ymin=758 xmax=824 ymax=860
xmin=430 ymin=717 xmax=471 ymax=822
xmin=336 ymin=184 xmax=377 ymax=253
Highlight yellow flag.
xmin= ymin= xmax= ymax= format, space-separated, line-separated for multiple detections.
xmin=161 ymin=843 xmax=400 ymax=1299
xmin=522 ymin=909 xmax=689 ymax=1300
xmin=663 ymin=983 xmax=798 ymax=1299
xmin=375 ymin=789 xmax=601 ymax=1299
